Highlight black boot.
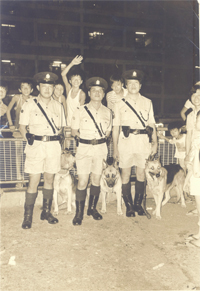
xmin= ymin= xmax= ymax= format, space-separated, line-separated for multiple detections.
xmin=134 ymin=192 xmax=146 ymax=216
xmin=87 ymin=195 xmax=102 ymax=220
xmin=22 ymin=204 xmax=34 ymax=229
xmin=40 ymin=199 xmax=59 ymax=224
xmin=123 ymin=193 xmax=135 ymax=217
xmin=134 ymin=180 xmax=146 ymax=216
xmin=72 ymin=200 xmax=85 ymax=225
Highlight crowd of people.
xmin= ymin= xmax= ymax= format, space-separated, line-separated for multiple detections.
xmin=0 ymin=55 xmax=200 ymax=248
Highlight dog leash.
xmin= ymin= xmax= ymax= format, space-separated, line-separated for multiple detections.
xmin=142 ymin=179 xmax=151 ymax=219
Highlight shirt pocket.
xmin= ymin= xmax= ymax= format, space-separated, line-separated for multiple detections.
xmin=121 ymin=108 xmax=129 ymax=122
xmin=80 ymin=118 xmax=92 ymax=130
xmin=30 ymin=110 xmax=43 ymax=125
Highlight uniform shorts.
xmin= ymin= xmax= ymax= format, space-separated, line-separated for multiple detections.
xmin=190 ymin=175 xmax=200 ymax=196
xmin=119 ymin=152 xmax=149 ymax=169
xmin=76 ymin=143 xmax=107 ymax=175
xmin=118 ymin=132 xmax=151 ymax=169
xmin=24 ymin=141 xmax=61 ymax=174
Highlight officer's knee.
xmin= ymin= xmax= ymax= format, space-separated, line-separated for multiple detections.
xmin=136 ymin=168 xmax=145 ymax=182
xmin=121 ymin=168 xmax=131 ymax=184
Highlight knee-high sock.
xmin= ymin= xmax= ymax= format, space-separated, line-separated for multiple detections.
xmin=76 ymin=189 xmax=87 ymax=202
xmin=25 ymin=192 xmax=37 ymax=205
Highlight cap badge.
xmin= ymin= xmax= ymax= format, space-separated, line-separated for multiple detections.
xmin=44 ymin=74 xmax=51 ymax=81
xmin=96 ymin=80 xmax=100 ymax=85
xmin=133 ymin=71 xmax=137 ymax=77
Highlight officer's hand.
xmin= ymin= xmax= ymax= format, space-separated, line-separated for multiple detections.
xmin=151 ymin=143 xmax=157 ymax=156
xmin=9 ymin=125 xmax=15 ymax=132
xmin=113 ymin=148 xmax=119 ymax=161
xmin=71 ymin=55 xmax=83 ymax=66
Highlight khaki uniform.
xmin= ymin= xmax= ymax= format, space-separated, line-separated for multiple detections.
xmin=113 ymin=93 xmax=155 ymax=168
xmin=71 ymin=102 xmax=112 ymax=175
xmin=19 ymin=95 xmax=66 ymax=174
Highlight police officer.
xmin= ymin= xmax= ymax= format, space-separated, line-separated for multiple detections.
xmin=71 ymin=77 xmax=112 ymax=225
xmin=19 ymin=72 xmax=67 ymax=229
xmin=112 ymin=70 xmax=157 ymax=217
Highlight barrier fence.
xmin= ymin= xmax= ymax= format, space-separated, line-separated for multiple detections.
xmin=0 ymin=132 xmax=177 ymax=188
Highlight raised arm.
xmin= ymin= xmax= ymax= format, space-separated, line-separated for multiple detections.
xmin=61 ymin=55 xmax=83 ymax=95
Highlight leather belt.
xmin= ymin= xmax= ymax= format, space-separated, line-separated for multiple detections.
xmin=129 ymin=129 xmax=147 ymax=134
xmin=34 ymin=135 xmax=60 ymax=142
xmin=79 ymin=138 xmax=106 ymax=145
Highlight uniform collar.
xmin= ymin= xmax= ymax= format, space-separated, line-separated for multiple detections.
xmin=88 ymin=101 xmax=103 ymax=111
xmin=37 ymin=95 xmax=53 ymax=105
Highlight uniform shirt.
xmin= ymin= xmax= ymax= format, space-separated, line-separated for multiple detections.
xmin=14 ymin=94 xmax=33 ymax=129
xmin=71 ymin=102 xmax=112 ymax=140
xmin=19 ymin=95 xmax=66 ymax=135
xmin=107 ymin=88 xmax=128 ymax=110
xmin=113 ymin=93 xmax=155 ymax=154
xmin=113 ymin=93 xmax=155 ymax=128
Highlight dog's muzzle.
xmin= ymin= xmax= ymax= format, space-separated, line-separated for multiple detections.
xmin=149 ymin=171 xmax=161 ymax=179
xmin=105 ymin=178 xmax=116 ymax=188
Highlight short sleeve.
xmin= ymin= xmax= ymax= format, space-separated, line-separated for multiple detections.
xmin=184 ymin=99 xmax=193 ymax=109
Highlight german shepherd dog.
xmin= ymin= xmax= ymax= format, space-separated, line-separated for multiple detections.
xmin=100 ymin=158 xmax=123 ymax=215
xmin=145 ymin=156 xmax=186 ymax=219
xmin=53 ymin=149 xmax=77 ymax=215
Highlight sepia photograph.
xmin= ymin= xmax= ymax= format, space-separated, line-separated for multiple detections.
xmin=0 ymin=0 xmax=200 ymax=290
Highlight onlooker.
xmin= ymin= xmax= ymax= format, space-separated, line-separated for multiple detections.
xmin=6 ymin=80 xmax=33 ymax=187
xmin=71 ymin=77 xmax=112 ymax=226
xmin=185 ymin=110 xmax=200 ymax=248
xmin=180 ymin=82 xmax=200 ymax=121
xmin=6 ymin=79 xmax=33 ymax=134
xmin=157 ymin=121 xmax=186 ymax=171
xmin=106 ymin=72 xmax=128 ymax=111
xmin=19 ymin=72 xmax=66 ymax=229
xmin=0 ymin=81 xmax=12 ymax=138
xmin=61 ymin=55 xmax=86 ymax=126
xmin=184 ymin=92 xmax=200 ymax=215
xmin=0 ymin=80 xmax=8 ymax=128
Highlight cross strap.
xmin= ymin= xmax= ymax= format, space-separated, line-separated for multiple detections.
xmin=33 ymin=99 xmax=56 ymax=134
xmin=84 ymin=105 xmax=103 ymax=137
xmin=122 ymin=98 xmax=145 ymax=128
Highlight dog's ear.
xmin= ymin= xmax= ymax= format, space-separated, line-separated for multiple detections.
xmin=102 ymin=159 xmax=108 ymax=170
xmin=72 ymin=152 xmax=76 ymax=157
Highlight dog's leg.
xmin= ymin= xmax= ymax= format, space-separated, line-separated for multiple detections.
xmin=116 ymin=189 xmax=123 ymax=215
xmin=177 ymin=185 xmax=186 ymax=208
xmin=66 ymin=186 xmax=73 ymax=214
xmin=152 ymin=194 xmax=158 ymax=215
xmin=53 ymin=189 xmax=59 ymax=215
xmin=101 ymin=190 xmax=107 ymax=214
xmin=162 ymin=189 xmax=171 ymax=206
xmin=155 ymin=193 xmax=163 ymax=219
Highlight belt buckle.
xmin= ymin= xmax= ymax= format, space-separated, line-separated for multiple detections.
xmin=133 ymin=130 xmax=139 ymax=135
xmin=42 ymin=135 xmax=47 ymax=142
xmin=91 ymin=139 xmax=97 ymax=145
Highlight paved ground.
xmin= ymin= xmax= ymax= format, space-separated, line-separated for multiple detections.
xmin=1 ymin=190 xmax=200 ymax=291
